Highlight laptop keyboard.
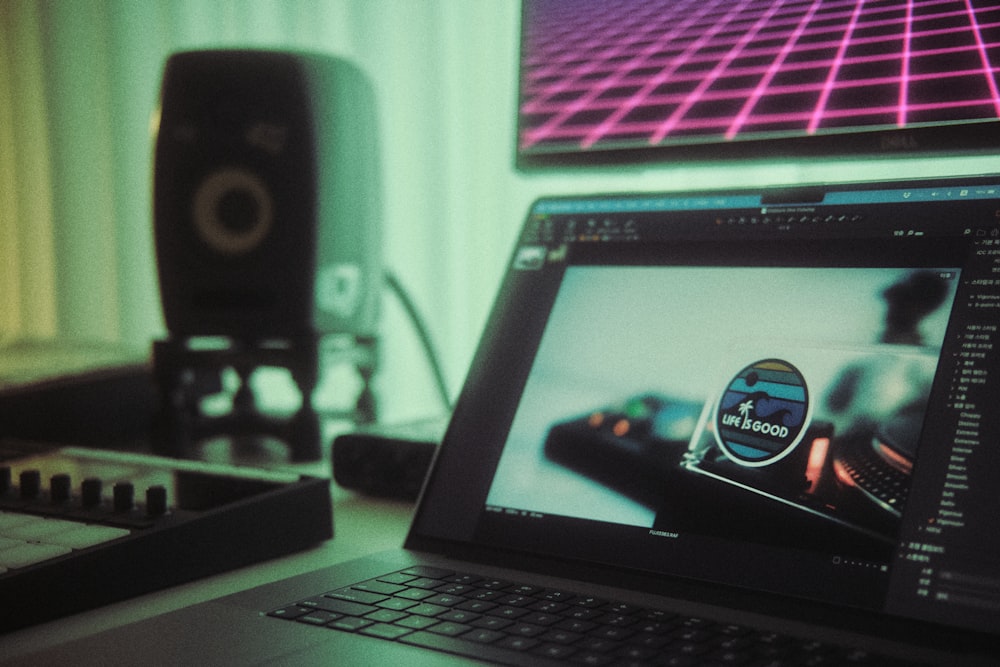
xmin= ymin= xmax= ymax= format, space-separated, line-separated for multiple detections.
xmin=268 ymin=565 xmax=916 ymax=666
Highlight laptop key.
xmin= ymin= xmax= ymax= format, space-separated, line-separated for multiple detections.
xmin=509 ymin=622 xmax=547 ymax=637
xmin=401 ymin=630 xmax=559 ymax=665
xmin=470 ymin=589 xmax=506 ymax=601
xmin=497 ymin=593 xmax=535 ymax=607
xmin=541 ymin=628 xmax=583 ymax=644
xmin=456 ymin=599 xmax=497 ymax=613
xmin=436 ymin=583 xmax=476 ymax=596
xmin=533 ymin=642 xmax=579 ymax=660
xmin=376 ymin=597 xmax=421 ymax=611
xmin=489 ymin=605 xmax=532 ymax=620
xmin=427 ymin=621 xmax=472 ymax=637
xmin=395 ymin=587 xmax=437 ymax=601
xmin=617 ymin=645 xmax=660 ymax=662
xmin=464 ymin=628 xmax=506 ymax=644
xmin=541 ymin=590 xmax=575 ymax=602
xmin=266 ymin=605 xmax=311 ymax=620
xmin=330 ymin=616 xmax=373 ymax=632
xmin=496 ymin=635 xmax=541 ymax=651
xmin=706 ymin=648 xmax=753 ymax=664
xmin=532 ymin=600 xmax=571 ymax=614
xmin=364 ymin=609 xmax=409 ymax=623
xmin=359 ymin=623 xmax=413 ymax=640
xmin=325 ymin=588 xmax=387 ymax=604
xmin=593 ymin=625 xmax=635 ymax=641
xmin=471 ymin=615 xmax=514 ymax=631
xmin=557 ymin=618 xmax=598 ymax=633
xmin=627 ymin=632 xmax=671 ymax=649
xmin=406 ymin=576 xmax=446 ymax=589
xmin=395 ymin=615 xmax=439 ymax=630
xmin=577 ymin=636 xmax=622 ymax=654
xmin=566 ymin=607 xmax=604 ymax=621
xmin=521 ymin=611 xmax=562 ymax=626
xmin=405 ymin=602 xmax=448 ymax=616
xmin=573 ymin=596 xmax=606 ymax=608
xmin=352 ymin=579 xmax=406 ymax=595
xmin=437 ymin=609 xmax=481 ymax=624
xmin=424 ymin=593 xmax=463 ymax=606
xmin=401 ymin=566 xmax=454 ymax=579
xmin=570 ymin=651 xmax=616 ymax=666
xmin=297 ymin=610 xmax=342 ymax=626
xmin=300 ymin=596 xmax=376 ymax=617
xmin=659 ymin=657 xmax=698 ymax=667
xmin=508 ymin=583 xmax=545 ymax=595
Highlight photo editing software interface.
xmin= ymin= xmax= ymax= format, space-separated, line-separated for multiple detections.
xmin=468 ymin=183 xmax=1000 ymax=634
xmin=518 ymin=0 xmax=1000 ymax=163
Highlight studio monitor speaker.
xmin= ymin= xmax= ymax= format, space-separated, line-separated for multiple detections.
xmin=153 ymin=49 xmax=381 ymax=340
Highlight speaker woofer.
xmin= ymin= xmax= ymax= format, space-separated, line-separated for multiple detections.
xmin=192 ymin=167 xmax=274 ymax=256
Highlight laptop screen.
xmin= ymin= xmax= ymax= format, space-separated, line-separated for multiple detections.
xmin=412 ymin=177 xmax=1000 ymax=636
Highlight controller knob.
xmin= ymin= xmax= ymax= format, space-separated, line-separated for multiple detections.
xmin=20 ymin=469 xmax=41 ymax=499
xmin=146 ymin=485 xmax=168 ymax=516
xmin=113 ymin=482 xmax=135 ymax=512
xmin=50 ymin=473 xmax=72 ymax=504
xmin=81 ymin=478 xmax=103 ymax=507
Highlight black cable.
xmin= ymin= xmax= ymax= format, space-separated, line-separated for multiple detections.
xmin=384 ymin=271 xmax=452 ymax=411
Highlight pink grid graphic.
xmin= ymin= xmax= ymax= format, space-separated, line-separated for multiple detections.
xmin=519 ymin=0 xmax=1000 ymax=153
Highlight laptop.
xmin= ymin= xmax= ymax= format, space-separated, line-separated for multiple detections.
xmin=14 ymin=176 xmax=1000 ymax=665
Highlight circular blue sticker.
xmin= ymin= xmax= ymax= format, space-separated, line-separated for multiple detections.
xmin=714 ymin=359 xmax=811 ymax=467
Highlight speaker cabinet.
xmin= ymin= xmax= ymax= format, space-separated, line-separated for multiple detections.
xmin=151 ymin=49 xmax=380 ymax=461
xmin=153 ymin=49 xmax=381 ymax=339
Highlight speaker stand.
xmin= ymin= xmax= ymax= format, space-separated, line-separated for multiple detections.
xmin=151 ymin=334 xmax=376 ymax=462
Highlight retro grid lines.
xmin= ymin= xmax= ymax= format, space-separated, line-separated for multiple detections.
xmin=519 ymin=0 xmax=1000 ymax=153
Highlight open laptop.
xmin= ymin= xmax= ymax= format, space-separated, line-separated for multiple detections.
xmin=15 ymin=176 xmax=1000 ymax=665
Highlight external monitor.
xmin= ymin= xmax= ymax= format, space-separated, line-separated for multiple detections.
xmin=516 ymin=0 xmax=1000 ymax=167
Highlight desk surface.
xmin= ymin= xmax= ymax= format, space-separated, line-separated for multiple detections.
xmin=1 ymin=481 xmax=415 ymax=660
